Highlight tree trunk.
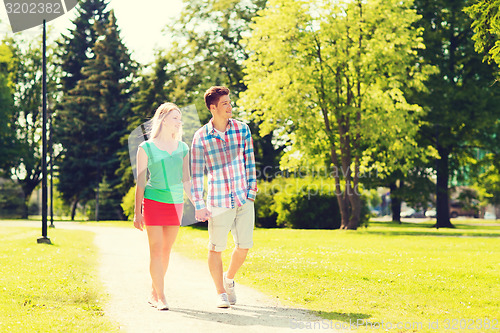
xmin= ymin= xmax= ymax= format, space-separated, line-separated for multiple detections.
xmin=389 ymin=181 xmax=402 ymax=224
xmin=346 ymin=157 xmax=361 ymax=230
xmin=338 ymin=192 xmax=350 ymax=229
xmin=346 ymin=184 xmax=361 ymax=230
xmin=435 ymin=147 xmax=454 ymax=228
xmin=20 ymin=179 xmax=39 ymax=219
xmin=71 ymin=198 xmax=78 ymax=221
xmin=21 ymin=192 xmax=30 ymax=219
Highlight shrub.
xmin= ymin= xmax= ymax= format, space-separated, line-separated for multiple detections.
xmin=272 ymin=177 xmax=341 ymax=229
xmin=256 ymin=176 xmax=371 ymax=229
xmin=121 ymin=186 xmax=135 ymax=221
xmin=0 ymin=178 xmax=25 ymax=218
xmin=254 ymin=180 xmax=280 ymax=228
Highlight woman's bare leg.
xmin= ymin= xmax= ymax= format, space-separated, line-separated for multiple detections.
xmin=146 ymin=226 xmax=166 ymax=302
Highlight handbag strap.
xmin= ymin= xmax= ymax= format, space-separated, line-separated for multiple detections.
xmin=161 ymin=159 xmax=169 ymax=190
xmin=145 ymin=141 xmax=169 ymax=190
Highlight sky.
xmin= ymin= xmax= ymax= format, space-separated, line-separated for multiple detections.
xmin=0 ymin=0 xmax=185 ymax=64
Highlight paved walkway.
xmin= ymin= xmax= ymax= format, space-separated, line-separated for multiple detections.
xmin=3 ymin=222 xmax=339 ymax=332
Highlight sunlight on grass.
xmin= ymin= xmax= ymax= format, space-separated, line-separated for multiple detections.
xmin=0 ymin=227 xmax=118 ymax=332
xmin=175 ymin=224 xmax=500 ymax=332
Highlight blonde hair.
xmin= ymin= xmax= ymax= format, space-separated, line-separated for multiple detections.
xmin=150 ymin=102 xmax=182 ymax=140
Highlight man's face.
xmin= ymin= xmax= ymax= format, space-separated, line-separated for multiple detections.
xmin=211 ymin=94 xmax=232 ymax=120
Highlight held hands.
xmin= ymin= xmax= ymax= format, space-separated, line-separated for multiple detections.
xmin=134 ymin=213 xmax=145 ymax=231
xmin=195 ymin=208 xmax=211 ymax=222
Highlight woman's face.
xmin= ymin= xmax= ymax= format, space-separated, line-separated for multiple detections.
xmin=163 ymin=109 xmax=182 ymax=133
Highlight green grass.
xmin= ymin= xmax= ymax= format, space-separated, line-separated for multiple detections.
xmin=3 ymin=219 xmax=498 ymax=332
xmin=0 ymin=227 xmax=118 ymax=332
xmin=175 ymin=223 xmax=500 ymax=332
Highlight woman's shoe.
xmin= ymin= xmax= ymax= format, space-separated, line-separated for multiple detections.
xmin=147 ymin=297 xmax=157 ymax=307
xmin=157 ymin=299 xmax=169 ymax=311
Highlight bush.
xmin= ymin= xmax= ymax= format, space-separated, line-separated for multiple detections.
xmin=272 ymin=177 xmax=341 ymax=229
xmin=86 ymin=177 xmax=125 ymax=221
xmin=121 ymin=186 xmax=135 ymax=221
xmin=254 ymin=180 xmax=280 ymax=228
xmin=256 ymin=176 xmax=372 ymax=229
xmin=0 ymin=178 xmax=25 ymax=218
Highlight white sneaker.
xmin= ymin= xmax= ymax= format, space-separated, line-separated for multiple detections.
xmin=157 ymin=299 xmax=169 ymax=311
xmin=216 ymin=293 xmax=230 ymax=308
xmin=223 ymin=273 xmax=236 ymax=305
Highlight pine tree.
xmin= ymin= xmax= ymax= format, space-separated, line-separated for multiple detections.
xmin=116 ymin=56 xmax=169 ymax=193
xmin=58 ymin=0 xmax=109 ymax=91
xmin=58 ymin=10 xmax=135 ymax=220
xmin=54 ymin=0 xmax=110 ymax=219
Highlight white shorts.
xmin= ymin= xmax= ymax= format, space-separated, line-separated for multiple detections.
xmin=207 ymin=200 xmax=255 ymax=252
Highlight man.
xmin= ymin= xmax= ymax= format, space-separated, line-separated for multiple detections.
xmin=191 ymin=86 xmax=257 ymax=308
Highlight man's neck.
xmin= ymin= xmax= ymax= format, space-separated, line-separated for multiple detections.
xmin=212 ymin=117 xmax=229 ymax=132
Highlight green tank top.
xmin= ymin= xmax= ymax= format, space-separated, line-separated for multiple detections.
xmin=139 ymin=140 xmax=189 ymax=204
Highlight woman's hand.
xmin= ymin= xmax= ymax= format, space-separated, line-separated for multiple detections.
xmin=134 ymin=213 xmax=144 ymax=231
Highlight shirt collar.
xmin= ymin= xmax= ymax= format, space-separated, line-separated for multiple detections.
xmin=207 ymin=118 xmax=233 ymax=135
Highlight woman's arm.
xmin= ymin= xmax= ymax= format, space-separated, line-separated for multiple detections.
xmin=134 ymin=146 xmax=148 ymax=230
xmin=182 ymin=153 xmax=194 ymax=206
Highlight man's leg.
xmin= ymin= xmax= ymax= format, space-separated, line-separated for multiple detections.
xmin=207 ymin=209 xmax=235 ymax=307
xmin=226 ymin=247 xmax=249 ymax=279
xmin=227 ymin=200 xmax=255 ymax=279
xmin=208 ymin=250 xmax=225 ymax=294
xmin=223 ymin=201 xmax=255 ymax=305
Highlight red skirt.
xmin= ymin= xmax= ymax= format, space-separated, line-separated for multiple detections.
xmin=143 ymin=198 xmax=183 ymax=226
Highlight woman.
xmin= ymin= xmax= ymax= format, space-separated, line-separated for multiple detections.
xmin=134 ymin=102 xmax=192 ymax=310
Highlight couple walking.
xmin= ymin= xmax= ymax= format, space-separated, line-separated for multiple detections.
xmin=133 ymin=86 xmax=257 ymax=310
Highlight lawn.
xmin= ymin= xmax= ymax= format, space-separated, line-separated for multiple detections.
xmin=3 ymin=219 xmax=499 ymax=332
xmin=0 ymin=226 xmax=118 ymax=332
xmin=174 ymin=221 xmax=500 ymax=332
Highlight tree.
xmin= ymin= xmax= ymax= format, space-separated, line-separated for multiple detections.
xmin=465 ymin=0 xmax=500 ymax=219
xmin=0 ymin=42 xmax=17 ymax=176
xmin=56 ymin=10 xmax=135 ymax=220
xmin=5 ymin=36 xmax=60 ymax=218
xmin=413 ymin=0 xmax=500 ymax=228
xmin=54 ymin=0 xmax=110 ymax=219
xmin=161 ymin=0 xmax=284 ymax=178
xmin=174 ymin=0 xmax=267 ymax=95
xmin=465 ymin=0 xmax=500 ymax=69
xmin=240 ymin=0 xmax=431 ymax=229
xmin=57 ymin=0 xmax=109 ymax=92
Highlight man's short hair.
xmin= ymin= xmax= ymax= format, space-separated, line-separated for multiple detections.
xmin=204 ymin=86 xmax=230 ymax=110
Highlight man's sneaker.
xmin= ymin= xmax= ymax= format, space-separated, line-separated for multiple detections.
xmin=216 ymin=293 xmax=230 ymax=308
xmin=223 ymin=272 xmax=236 ymax=305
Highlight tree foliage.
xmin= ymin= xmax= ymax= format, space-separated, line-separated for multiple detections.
xmin=465 ymin=0 xmax=500 ymax=69
xmin=413 ymin=0 xmax=500 ymax=227
xmin=5 ymin=37 xmax=59 ymax=218
xmin=55 ymin=9 xmax=135 ymax=220
xmin=240 ymin=0 xmax=431 ymax=229
xmin=0 ymin=42 xmax=17 ymax=176
xmin=54 ymin=0 xmax=110 ymax=219
xmin=57 ymin=0 xmax=109 ymax=92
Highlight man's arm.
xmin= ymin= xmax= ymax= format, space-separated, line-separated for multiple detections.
xmin=243 ymin=125 xmax=257 ymax=201
xmin=191 ymin=131 xmax=210 ymax=220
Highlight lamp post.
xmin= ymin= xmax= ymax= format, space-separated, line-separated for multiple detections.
xmin=38 ymin=19 xmax=51 ymax=244
xmin=49 ymin=105 xmax=55 ymax=229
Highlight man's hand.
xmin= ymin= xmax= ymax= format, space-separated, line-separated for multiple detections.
xmin=195 ymin=208 xmax=211 ymax=222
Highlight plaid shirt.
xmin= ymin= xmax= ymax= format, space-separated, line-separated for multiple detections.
xmin=191 ymin=118 xmax=257 ymax=210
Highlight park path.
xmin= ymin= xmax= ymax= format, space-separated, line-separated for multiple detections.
xmin=4 ymin=221 xmax=342 ymax=333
